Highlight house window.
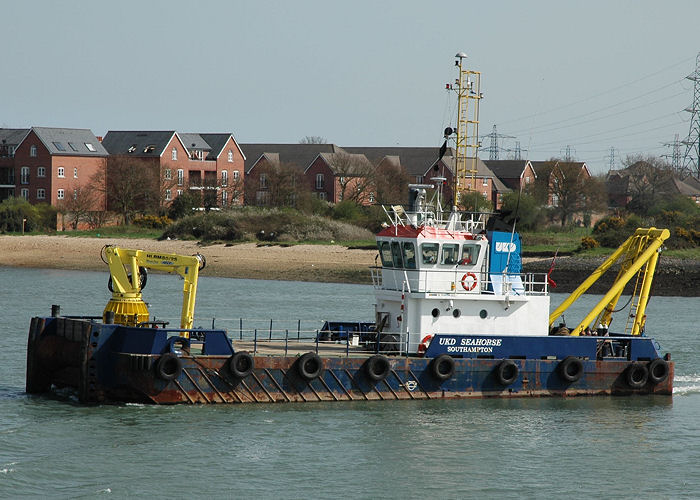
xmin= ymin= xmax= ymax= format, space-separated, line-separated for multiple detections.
xmin=57 ymin=167 xmax=65 ymax=178
xmin=482 ymin=177 xmax=488 ymax=186
xmin=57 ymin=189 xmax=65 ymax=200
xmin=177 ymin=189 xmax=183 ymax=196
xmin=52 ymin=142 xmax=66 ymax=151
xmin=37 ymin=166 xmax=46 ymax=177
xmin=227 ymin=150 xmax=233 ymax=162
xmin=84 ymin=143 xmax=96 ymax=152
xmin=222 ymin=191 xmax=228 ymax=207
xmin=369 ymin=192 xmax=375 ymax=203
xmin=164 ymin=168 xmax=172 ymax=180
xmin=21 ymin=188 xmax=29 ymax=200
xmin=165 ymin=189 xmax=172 ymax=201
xmin=416 ymin=175 xmax=424 ymax=184
xmin=172 ymin=148 xmax=177 ymax=161
xmin=316 ymin=173 xmax=324 ymax=190
xmin=30 ymin=145 xmax=37 ymax=157
xmin=21 ymin=166 xmax=30 ymax=184
xmin=37 ymin=188 xmax=45 ymax=200
xmin=177 ymin=169 xmax=184 ymax=186
xmin=318 ymin=192 xmax=326 ymax=200
xmin=73 ymin=189 xmax=78 ymax=200
xmin=74 ymin=167 xmax=78 ymax=178
xmin=233 ymin=170 xmax=240 ymax=180
xmin=221 ymin=170 xmax=228 ymax=186
xmin=525 ymin=176 xmax=531 ymax=184
xmin=260 ymin=173 xmax=267 ymax=189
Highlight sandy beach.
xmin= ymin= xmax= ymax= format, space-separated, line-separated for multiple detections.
xmin=0 ymin=235 xmax=377 ymax=283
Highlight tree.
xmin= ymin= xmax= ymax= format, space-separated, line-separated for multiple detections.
xmin=621 ymin=155 xmax=675 ymax=216
xmin=105 ymin=155 xmax=160 ymax=224
xmin=373 ymin=158 xmax=410 ymax=205
xmin=327 ymin=152 xmax=375 ymax=203
xmin=299 ymin=136 xmax=328 ymax=144
xmin=57 ymin=183 xmax=99 ymax=230
xmin=245 ymin=161 xmax=307 ymax=208
xmin=535 ymin=160 xmax=605 ymax=226
xmin=499 ymin=192 xmax=543 ymax=231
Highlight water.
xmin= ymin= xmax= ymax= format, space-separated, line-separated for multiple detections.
xmin=1 ymin=266 xmax=699 ymax=498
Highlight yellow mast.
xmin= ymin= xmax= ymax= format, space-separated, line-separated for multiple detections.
xmin=452 ymin=52 xmax=482 ymax=210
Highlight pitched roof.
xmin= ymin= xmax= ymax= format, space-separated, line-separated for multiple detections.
xmin=199 ymin=133 xmax=246 ymax=161
xmin=179 ymin=133 xmax=211 ymax=153
xmin=102 ymin=130 xmax=178 ymax=157
xmin=436 ymin=157 xmax=511 ymax=192
xmin=311 ymin=152 xmax=372 ymax=175
xmin=0 ymin=128 xmax=30 ymax=146
xmin=343 ymin=146 xmax=451 ymax=176
xmin=240 ymin=143 xmax=344 ymax=173
xmin=31 ymin=127 xmax=108 ymax=156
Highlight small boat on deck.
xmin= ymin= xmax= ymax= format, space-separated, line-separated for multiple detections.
xmin=25 ymin=55 xmax=673 ymax=404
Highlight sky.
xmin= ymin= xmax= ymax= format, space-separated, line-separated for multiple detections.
xmin=3 ymin=0 xmax=700 ymax=174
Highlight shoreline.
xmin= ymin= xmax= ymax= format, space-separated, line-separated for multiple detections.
xmin=2 ymin=235 xmax=698 ymax=295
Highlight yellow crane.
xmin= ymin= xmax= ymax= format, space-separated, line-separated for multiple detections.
xmin=101 ymin=246 xmax=206 ymax=332
xmin=549 ymin=227 xmax=669 ymax=336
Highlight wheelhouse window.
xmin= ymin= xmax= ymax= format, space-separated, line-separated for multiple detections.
xmin=390 ymin=241 xmax=403 ymax=268
xmin=402 ymin=242 xmax=416 ymax=269
xmin=421 ymin=243 xmax=439 ymax=264
xmin=441 ymin=243 xmax=459 ymax=265
xmin=460 ymin=243 xmax=481 ymax=266
xmin=378 ymin=241 xmax=393 ymax=267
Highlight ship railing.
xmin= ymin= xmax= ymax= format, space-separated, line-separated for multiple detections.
xmin=153 ymin=315 xmax=411 ymax=357
xmin=371 ymin=267 xmax=549 ymax=296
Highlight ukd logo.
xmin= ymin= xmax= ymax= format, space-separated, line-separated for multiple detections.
xmin=495 ymin=242 xmax=516 ymax=253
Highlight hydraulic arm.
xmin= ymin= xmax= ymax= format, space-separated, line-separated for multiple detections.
xmin=549 ymin=227 xmax=669 ymax=336
xmin=101 ymin=246 xmax=206 ymax=331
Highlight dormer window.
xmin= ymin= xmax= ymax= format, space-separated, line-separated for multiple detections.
xmin=84 ymin=143 xmax=96 ymax=152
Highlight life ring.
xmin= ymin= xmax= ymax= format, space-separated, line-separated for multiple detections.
xmin=365 ymin=355 xmax=391 ymax=382
xmin=461 ymin=272 xmax=478 ymax=291
xmin=155 ymin=352 xmax=182 ymax=381
xmin=625 ymin=362 xmax=649 ymax=389
xmin=558 ymin=356 xmax=584 ymax=383
xmin=647 ymin=358 xmax=669 ymax=385
xmin=228 ymin=351 xmax=254 ymax=379
xmin=297 ymin=352 xmax=324 ymax=381
xmin=417 ymin=335 xmax=433 ymax=356
xmin=496 ymin=360 xmax=519 ymax=385
xmin=431 ymin=354 xmax=455 ymax=381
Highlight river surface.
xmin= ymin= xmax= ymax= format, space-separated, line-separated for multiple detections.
xmin=1 ymin=266 xmax=699 ymax=498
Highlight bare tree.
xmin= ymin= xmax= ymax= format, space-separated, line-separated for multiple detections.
xmin=106 ymin=155 xmax=160 ymax=224
xmin=621 ymin=154 xmax=675 ymax=215
xmin=299 ymin=136 xmax=328 ymax=144
xmin=373 ymin=158 xmax=410 ymax=204
xmin=245 ymin=161 xmax=306 ymax=207
xmin=57 ymin=183 xmax=99 ymax=230
xmin=327 ymin=152 xmax=375 ymax=203
xmin=536 ymin=160 xmax=604 ymax=226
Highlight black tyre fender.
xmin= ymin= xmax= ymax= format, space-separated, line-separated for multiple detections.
xmin=364 ymin=355 xmax=391 ymax=382
xmin=496 ymin=359 xmax=519 ymax=386
xmin=648 ymin=358 xmax=669 ymax=385
xmin=626 ymin=362 xmax=649 ymax=389
xmin=558 ymin=356 xmax=584 ymax=383
xmin=155 ymin=352 xmax=182 ymax=381
xmin=297 ymin=352 xmax=324 ymax=381
xmin=228 ymin=351 xmax=254 ymax=379
xmin=430 ymin=354 xmax=455 ymax=381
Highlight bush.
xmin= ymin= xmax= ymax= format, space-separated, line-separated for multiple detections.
xmin=579 ymin=236 xmax=600 ymax=250
xmin=592 ymin=214 xmax=643 ymax=248
xmin=133 ymin=215 xmax=172 ymax=229
xmin=0 ymin=198 xmax=56 ymax=233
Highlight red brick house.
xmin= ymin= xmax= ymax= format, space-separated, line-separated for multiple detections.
xmin=102 ymin=131 xmax=245 ymax=208
xmin=483 ymin=160 xmax=537 ymax=192
xmin=531 ymin=160 xmax=591 ymax=207
xmin=1 ymin=127 xmax=108 ymax=228
xmin=304 ymin=151 xmax=373 ymax=204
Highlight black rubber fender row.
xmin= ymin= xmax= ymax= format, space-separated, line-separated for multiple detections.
xmin=626 ymin=358 xmax=670 ymax=388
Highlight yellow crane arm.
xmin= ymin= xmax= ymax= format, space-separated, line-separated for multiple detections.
xmin=102 ymin=246 xmax=205 ymax=330
xmin=549 ymin=227 xmax=669 ymax=336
